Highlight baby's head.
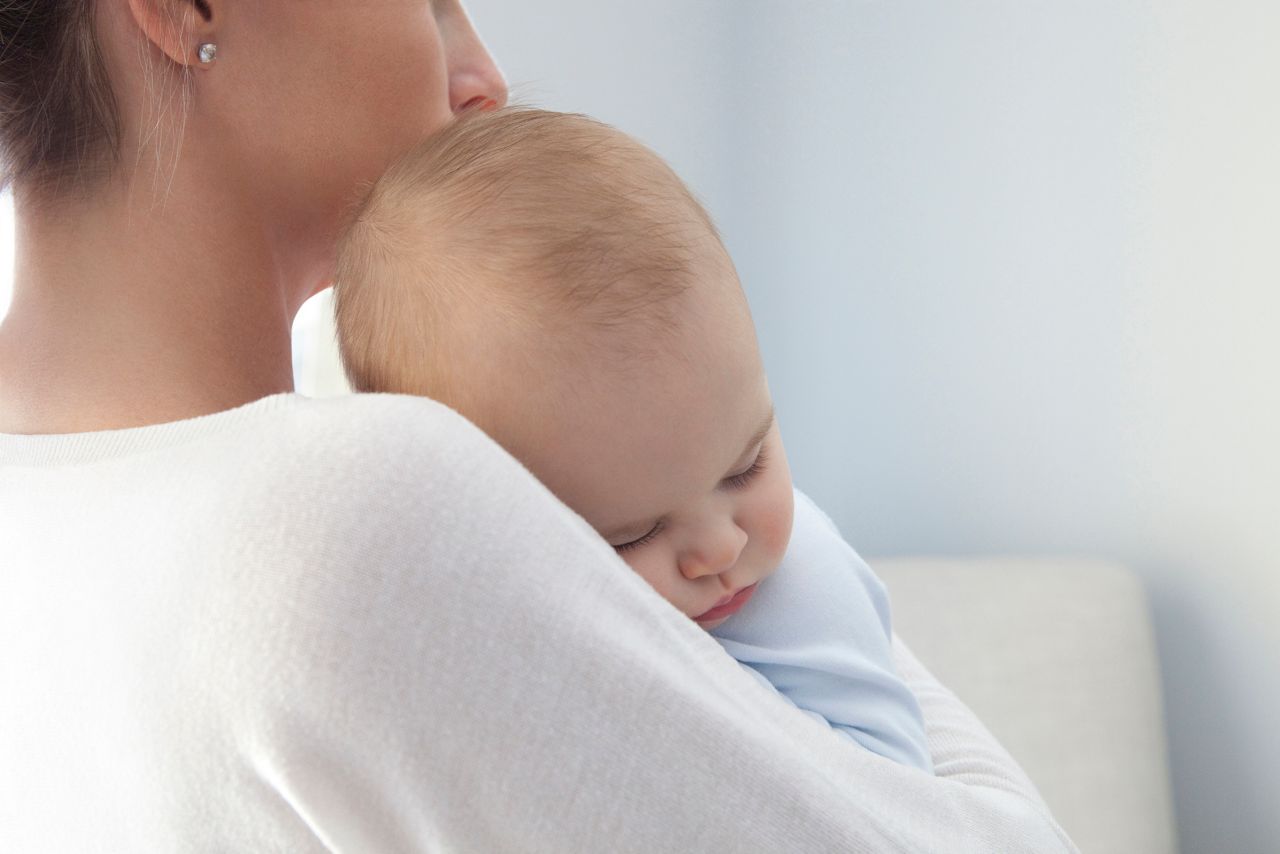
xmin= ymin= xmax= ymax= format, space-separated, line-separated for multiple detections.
xmin=334 ymin=108 xmax=794 ymax=629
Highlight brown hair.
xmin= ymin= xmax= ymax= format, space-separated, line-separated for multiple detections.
xmin=333 ymin=107 xmax=724 ymax=416
xmin=0 ymin=0 xmax=122 ymax=198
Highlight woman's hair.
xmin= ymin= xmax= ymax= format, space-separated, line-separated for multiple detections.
xmin=0 ymin=0 xmax=121 ymax=197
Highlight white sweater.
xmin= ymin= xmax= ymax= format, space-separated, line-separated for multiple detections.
xmin=0 ymin=392 xmax=1077 ymax=853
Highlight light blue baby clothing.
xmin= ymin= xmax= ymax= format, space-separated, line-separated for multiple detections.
xmin=710 ymin=488 xmax=934 ymax=773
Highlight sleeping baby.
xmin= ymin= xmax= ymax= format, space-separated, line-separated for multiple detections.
xmin=332 ymin=107 xmax=932 ymax=772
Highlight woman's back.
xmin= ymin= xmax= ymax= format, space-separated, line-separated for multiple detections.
xmin=0 ymin=392 xmax=1075 ymax=852
xmin=2 ymin=392 xmax=622 ymax=850
xmin=1 ymin=393 xmax=495 ymax=849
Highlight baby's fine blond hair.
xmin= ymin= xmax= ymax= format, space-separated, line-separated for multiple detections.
xmin=333 ymin=107 xmax=724 ymax=418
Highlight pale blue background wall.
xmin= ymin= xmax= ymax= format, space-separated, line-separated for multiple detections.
xmin=465 ymin=2 xmax=1278 ymax=852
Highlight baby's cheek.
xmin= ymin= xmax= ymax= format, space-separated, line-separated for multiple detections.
xmin=752 ymin=487 xmax=795 ymax=566
xmin=622 ymin=548 xmax=681 ymax=607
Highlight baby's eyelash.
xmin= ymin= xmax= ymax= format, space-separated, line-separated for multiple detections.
xmin=724 ymin=447 xmax=768 ymax=491
xmin=614 ymin=520 xmax=664 ymax=554
xmin=614 ymin=449 xmax=768 ymax=552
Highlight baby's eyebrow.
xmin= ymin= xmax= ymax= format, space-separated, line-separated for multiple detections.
xmin=731 ymin=405 xmax=776 ymax=473
xmin=602 ymin=405 xmax=777 ymax=544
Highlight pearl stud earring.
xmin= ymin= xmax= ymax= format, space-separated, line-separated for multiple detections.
xmin=198 ymin=43 xmax=218 ymax=64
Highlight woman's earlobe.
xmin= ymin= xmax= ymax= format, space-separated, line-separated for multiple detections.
xmin=126 ymin=0 xmax=216 ymax=67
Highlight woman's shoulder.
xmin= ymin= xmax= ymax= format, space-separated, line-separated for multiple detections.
xmin=208 ymin=391 xmax=610 ymax=623
xmin=1 ymin=390 xmax=582 ymax=557
xmin=250 ymin=391 xmax=562 ymax=520
xmin=272 ymin=391 xmax=495 ymax=458
xmin=3 ymin=390 xmax=502 ymax=481
xmin=220 ymin=391 xmax=617 ymax=666
xmin=197 ymin=391 xmax=523 ymax=486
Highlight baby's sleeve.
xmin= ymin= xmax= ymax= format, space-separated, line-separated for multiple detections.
xmin=710 ymin=487 xmax=935 ymax=773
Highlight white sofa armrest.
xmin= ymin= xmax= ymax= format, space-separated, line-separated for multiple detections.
xmin=872 ymin=557 xmax=1179 ymax=854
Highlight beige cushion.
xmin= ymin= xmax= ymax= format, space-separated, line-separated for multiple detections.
xmin=873 ymin=557 xmax=1179 ymax=854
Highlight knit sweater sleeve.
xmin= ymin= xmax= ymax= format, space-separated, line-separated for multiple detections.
xmin=236 ymin=396 xmax=1079 ymax=853
xmin=891 ymin=631 xmax=1061 ymax=814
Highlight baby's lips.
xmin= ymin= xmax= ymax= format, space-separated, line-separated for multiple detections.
xmin=694 ymin=583 xmax=758 ymax=621
xmin=708 ymin=591 xmax=737 ymax=610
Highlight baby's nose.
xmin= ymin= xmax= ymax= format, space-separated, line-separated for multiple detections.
xmin=679 ymin=524 xmax=749 ymax=580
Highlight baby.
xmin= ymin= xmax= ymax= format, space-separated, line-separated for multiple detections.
xmin=333 ymin=107 xmax=932 ymax=772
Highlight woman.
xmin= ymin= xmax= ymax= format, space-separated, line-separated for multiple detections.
xmin=0 ymin=1 xmax=1075 ymax=851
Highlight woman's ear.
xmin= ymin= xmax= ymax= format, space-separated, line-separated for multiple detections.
xmin=126 ymin=0 xmax=216 ymax=67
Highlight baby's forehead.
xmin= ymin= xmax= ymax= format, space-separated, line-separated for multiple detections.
xmin=479 ymin=270 xmax=767 ymax=512
xmin=541 ymin=377 xmax=771 ymax=542
xmin=551 ymin=250 xmax=748 ymax=369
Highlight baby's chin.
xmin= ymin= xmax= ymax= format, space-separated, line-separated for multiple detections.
xmin=693 ymin=615 xmax=731 ymax=631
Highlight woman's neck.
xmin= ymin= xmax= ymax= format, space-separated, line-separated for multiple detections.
xmin=0 ymin=177 xmax=321 ymax=434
